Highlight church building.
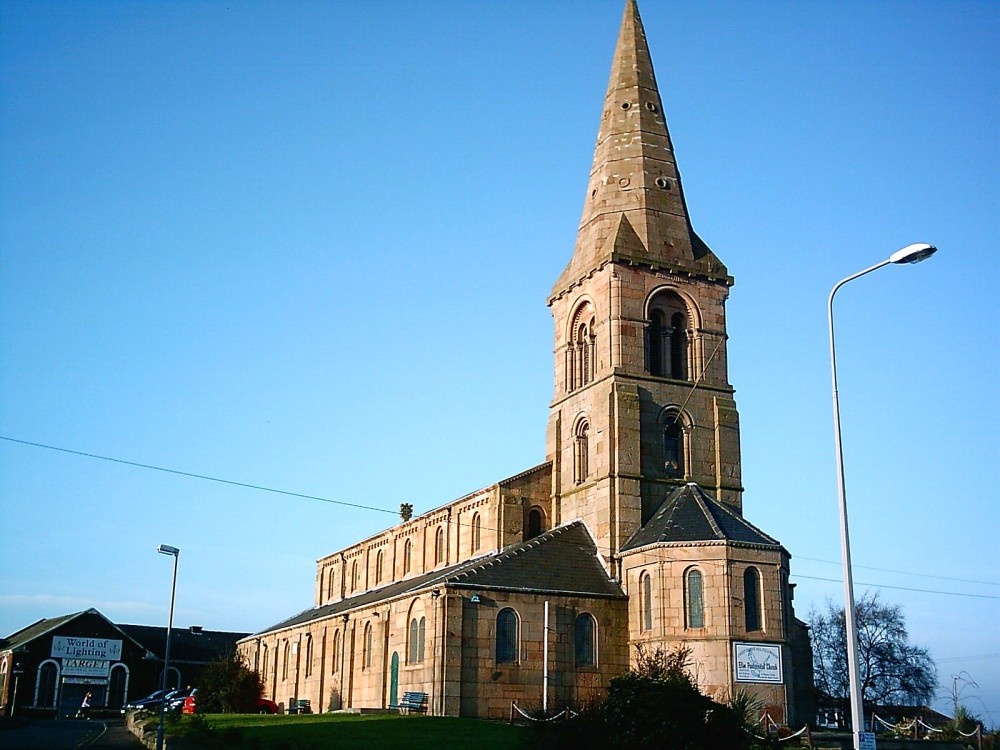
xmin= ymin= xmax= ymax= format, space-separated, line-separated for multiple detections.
xmin=237 ymin=0 xmax=812 ymax=725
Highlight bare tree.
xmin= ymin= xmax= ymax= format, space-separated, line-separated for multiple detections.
xmin=811 ymin=591 xmax=936 ymax=709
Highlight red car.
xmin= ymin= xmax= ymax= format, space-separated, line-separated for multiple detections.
xmin=182 ymin=690 xmax=279 ymax=715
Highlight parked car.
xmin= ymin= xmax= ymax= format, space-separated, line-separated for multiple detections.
xmin=124 ymin=687 xmax=191 ymax=713
xmin=164 ymin=688 xmax=193 ymax=712
xmin=124 ymin=689 xmax=169 ymax=712
xmin=181 ymin=690 xmax=278 ymax=715
xmin=256 ymin=698 xmax=279 ymax=714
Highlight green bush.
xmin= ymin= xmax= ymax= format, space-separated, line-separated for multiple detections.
xmin=197 ymin=651 xmax=263 ymax=713
xmin=534 ymin=645 xmax=756 ymax=750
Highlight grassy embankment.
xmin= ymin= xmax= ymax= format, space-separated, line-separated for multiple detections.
xmin=169 ymin=712 xmax=526 ymax=750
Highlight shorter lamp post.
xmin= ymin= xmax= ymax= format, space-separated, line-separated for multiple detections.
xmin=156 ymin=544 xmax=180 ymax=750
xmin=828 ymin=242 xmax=937 ymax=750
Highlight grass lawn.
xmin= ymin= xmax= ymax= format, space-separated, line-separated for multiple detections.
xmin=176 ymin=712 xmax=527 ymax=750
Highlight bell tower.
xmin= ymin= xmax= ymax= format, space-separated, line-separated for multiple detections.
xmin=546 ymin=0 xmax=743 ymax=564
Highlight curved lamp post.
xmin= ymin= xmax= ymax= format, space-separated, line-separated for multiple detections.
xmin=828 ymin=243 xmax=937 ymax=750
xmin=156 ymin=544 xmax=180 ymax=750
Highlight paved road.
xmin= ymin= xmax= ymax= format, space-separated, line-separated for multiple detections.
xmin=0 ymin=719 xmax=143 ymax=749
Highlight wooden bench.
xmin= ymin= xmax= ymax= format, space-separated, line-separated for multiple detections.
xmin=391 ymin=691 xmax=428 ymax=714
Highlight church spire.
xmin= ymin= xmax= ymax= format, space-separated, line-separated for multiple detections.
xmin=551 ymin=0 xmax=730 ymax=300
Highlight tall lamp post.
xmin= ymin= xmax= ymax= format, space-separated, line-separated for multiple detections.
xmin=156 ymin=544 xmax=180 ymax=750
xmin=828 ymin=243 xmax=937 ymax=750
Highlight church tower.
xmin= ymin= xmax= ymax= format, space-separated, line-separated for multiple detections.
xmin=546 ymin=0 xmax=744 ymax=564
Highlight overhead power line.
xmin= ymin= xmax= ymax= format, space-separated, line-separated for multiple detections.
xmin=796 ymin=555 xmax=1000 ymax=588
xmin=5 ymin=434 xmax=999 ymax=600
xmin=0 ymin=435 xmax=397 ymax=516
xmin=792 ymin=573 xmax=1000 ymax=601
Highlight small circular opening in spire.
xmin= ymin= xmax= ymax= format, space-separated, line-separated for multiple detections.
xmin=621 ymin=102 xmax=631 ymax=110
xmin=591 ymin=188 xmax=597 ymax=198
xmin=645 ymin=102 xmax=659 ymax=113
xmin=655 ymin=177 xmax=672 ymax=190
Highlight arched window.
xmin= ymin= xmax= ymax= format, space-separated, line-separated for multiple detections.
xmin=664 ymin=420 xmax=684 ymax=478
xmin=670 ymin=312 xmax=688 ymax=379
xmin=331 ymin=631 xmax=340 ymax=674
xmin=35 ymin=660 xmax=58 ymax=708
xmin=744 ymin=567 xmax=762 ymax=632
xmin=304 ymin=634 xmax=313 ymax=677
xmin=472 ymin=513 xmax=482 ymax=552
xmin=434 ymin=526 xmax=445 ymax=565
xmin=574 ymin=613 xmax=598 ymax=667
xmin=685 ymin=568 xmax=705 ymax=629
xmin=496 ymin=608 xmax=520 ymax=664
xmin=646 ymin=291 xmax=693 ymax=380
xmin=160 ymin=666 xmax=181 ymax=690
xmin=640 ymin=571 xmax=653 ymax=632
xmin=375 ymin=550 xmax=383 ymax=584
xmin=108 ymin=664 xmax=128 ymax=709
xmin=566 ymin=302 xmax=597 ymax=392
xmin=363 ymin=623 xmax=373 ymax=669
xmin=661 ymin=408 xmax=691 ymax=480
xmin=326 ymin=567 xmax=336 ymax=600
xmin=574 ymin=419 xmax=590 ymax=484
xmin=282 ymin=641 xmax=290 ymax=680
xmin=526 ymin=508 xmax=544 ymax=540
xmin=403 ymin=539 xmax=412 ymax=575
xmin=648 ymin=310 xmax=666 ymax=376
xmin=350 ymin=560 xmax=358 ymax=593
xmin=408 ymin=616 xmax=426 ymax=664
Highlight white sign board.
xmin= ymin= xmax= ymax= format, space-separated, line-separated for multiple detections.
xmin=858 ymin=731 xmax=877 ymax=750
xmin=51 ymin=636 xmax=122 ymax=661
xmin=62 ymin=658 xmax=111 ymax=678
xmin=733 ymin=642 xmax=783 ymax=684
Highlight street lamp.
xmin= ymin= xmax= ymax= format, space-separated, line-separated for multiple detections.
xmin=156 ymin=544 xmax=180 ymax=750
xmin=828 ymin=242 xmax=937 ymax=750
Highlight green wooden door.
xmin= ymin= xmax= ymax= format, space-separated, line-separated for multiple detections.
xmin=390 ymin=652 xmax=399 ymax=707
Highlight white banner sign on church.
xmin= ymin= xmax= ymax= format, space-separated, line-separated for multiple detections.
xmin=733 ymin=642 xmax=783 ymax=684
xmin=51 ymin=636 xmax=122 ymax=662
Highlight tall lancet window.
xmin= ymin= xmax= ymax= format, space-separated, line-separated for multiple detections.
xmin=566 ymin=302 xmax=597 ymax=392
xmin=670 ymin=312 xmax=688 ymax=379
xmin=661 ymin=408 xmax=690 ymax=480
xmin=744 ymin=566 xmax=763 ymax=632
xmin=574 ymin=419 xmax=590 ymax=485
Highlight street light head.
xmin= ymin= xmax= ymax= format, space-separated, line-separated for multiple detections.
xmin=889 ymin=243 xmax=937 ymax=265
xmin=157 ymin=544 xmax=180 ymax=556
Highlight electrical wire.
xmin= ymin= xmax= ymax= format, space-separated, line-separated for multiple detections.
xmin=795 ymin=555 xmax=1000 ymax=588
xmin=5 ymin=434 xmax=998 ymax=602
xmin=791 ymin=573 xmax=1000 ymax=600
xmin=0 ymin=435 xmax=397 ymax=516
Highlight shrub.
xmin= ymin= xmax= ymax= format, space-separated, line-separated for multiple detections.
xmin=535 ymin=645 xmax=753 ymax=750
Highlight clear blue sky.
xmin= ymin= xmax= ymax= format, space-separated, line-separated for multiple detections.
xmin=2 ymin=0 xmax=997 ymax=725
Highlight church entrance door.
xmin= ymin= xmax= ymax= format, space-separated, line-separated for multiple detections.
xmin=389 ymin=652 xmax=399 ymax=708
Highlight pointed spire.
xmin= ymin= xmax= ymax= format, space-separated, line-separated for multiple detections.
xmin=551 ymin=0 xmax=730 ymax=300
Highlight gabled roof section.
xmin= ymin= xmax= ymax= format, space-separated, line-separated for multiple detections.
xmin=623 ymin=483 xmax=782 ymax=551
xmin=551 ymin=0 xmax=730 ymax=301
xmin=1 ymin=608 xmax=151 ymax=655
xmin=118 ymin=625 xmax=250 ymax=664
xmin=250 ymin=521 xmax=624 ymax=637
xmin=498 ymin=461 xmax=551 ymax=487
xmin=447 ymin=520 xmax=623 ymax=597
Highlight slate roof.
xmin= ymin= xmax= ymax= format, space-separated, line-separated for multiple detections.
xmin=251 ymin=520 xmax=625 ymax=637
xmin=2 ymin=611 xmax=83 ymax=649
xmin=0 ymin=607 xmax=248 ymax=665
xmin=118 ymin=624 xmax=249 ymax=663
xmin=622 ymin=483 xmax=783 ymax=552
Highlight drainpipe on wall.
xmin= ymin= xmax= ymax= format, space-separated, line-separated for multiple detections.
xmin=543 ymin=600 xmax=550 ymax=714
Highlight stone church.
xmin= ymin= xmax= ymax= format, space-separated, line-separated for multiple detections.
xmin=238 ymin=0 xmax=813 ymax=725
